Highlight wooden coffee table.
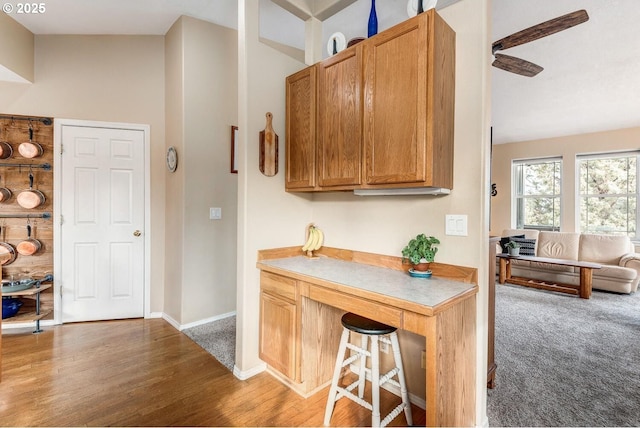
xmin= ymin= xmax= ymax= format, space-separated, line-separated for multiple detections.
xmin=497 ymin=254 xmax=601 ymax=299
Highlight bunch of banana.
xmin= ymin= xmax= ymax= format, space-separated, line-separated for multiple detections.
xmin=302 ymin=225 xmax=324 ymax=252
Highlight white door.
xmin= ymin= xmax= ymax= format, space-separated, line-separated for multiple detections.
xmin=60 ymin=125 xmax=145 ymax=322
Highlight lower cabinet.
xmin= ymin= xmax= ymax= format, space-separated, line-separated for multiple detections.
xmin=259 ymin=271 xmax=298 ymax=380
xmin=259 ymin=292 xmax=297 ymax=379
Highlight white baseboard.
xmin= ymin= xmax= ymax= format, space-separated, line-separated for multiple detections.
xmin=180 ymin=311 xmax=236 ymax=330
xmin=480 ymin=415 xmax=490 ymax=427
xmin=146 ymin=311 xmax=163 ymax=319
xmin=159 ymin=311 xmax=236 ymax=331
xmin=161 ymin=313 xmax=181 ymax=330
xmin=233 ymin=362 xmax=266 ymax=380
xmin=161 ymin=311 xmax=236 ymax=331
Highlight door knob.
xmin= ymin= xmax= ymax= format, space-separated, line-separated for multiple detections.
xmin=133 ymin=230 xmax=141 ymax=237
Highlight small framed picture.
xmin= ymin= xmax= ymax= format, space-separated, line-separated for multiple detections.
xmin=231 ymin=125 xmax=238 ymax=173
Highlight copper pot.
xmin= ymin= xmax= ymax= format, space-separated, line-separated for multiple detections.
xmin=16 ymin=224 xmax=41 ymax=256
xmin=0 ymin=174 xmax=12 ymax=203
xmin=17 ymin=172 xmax=45 ymax=209
xmin=0 ymin=225 xmax=17 ymax=265
xmin=0 ymin=141 xmax=13 ymax=159
xmin=18 ymin=126 xmax=43 ymax=159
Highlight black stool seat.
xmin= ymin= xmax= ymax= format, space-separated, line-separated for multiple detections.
xmin=341 ymin=312 xmax=396 ymax=335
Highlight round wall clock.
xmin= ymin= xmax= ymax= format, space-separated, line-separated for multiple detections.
xmin=166 ymin=146 xmax=178 ymax=172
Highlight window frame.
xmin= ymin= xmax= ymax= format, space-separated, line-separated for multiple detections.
xmin=576 ymin=151 xmax=640 ymax=240
xmin=511 ymin=157 xmax=562 ymax=232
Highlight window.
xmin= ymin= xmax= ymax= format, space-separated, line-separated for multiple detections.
xmin=578 ymin=152 xmax=639 ymax=238
xmin=513 ymin=158 xmax=562 ymax=231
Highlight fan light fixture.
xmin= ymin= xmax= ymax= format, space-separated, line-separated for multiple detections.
xmin=492 ymin=9 xmax=589 ymax=77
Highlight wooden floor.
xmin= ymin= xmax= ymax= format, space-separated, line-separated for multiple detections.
xmin=0 ymin=318 xmax=425 ymax=426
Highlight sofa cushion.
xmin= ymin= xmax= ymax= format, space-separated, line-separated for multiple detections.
xmin=590 ymin=264 xmax=637 ymax=281
xmin=537 ymin=232 xmax=580 ymax=260
xmin=499 ymin=234 xmax=525 ymax=253
xmin=510 ymin=237 xmax=536 ymax=256
xmin=579 ymin=234 xmax=632 ymax=265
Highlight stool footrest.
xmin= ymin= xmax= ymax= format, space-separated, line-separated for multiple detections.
xmin=334 ymin=386 xmax=373 ymax=412
xmin=380 ymin=368 xmax=401 ymax=388
xmin=341 ymin=349 xmax=367 ymax=368
xmin=380 ymin=402 xmax=410 ymax=428
xmin=346 ymin=342 xmax=371 ymax=356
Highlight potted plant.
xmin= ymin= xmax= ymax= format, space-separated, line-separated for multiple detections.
xmin=402 ymin=234 xmax=440 ymax=271
xmin=506 ymin=240 xmax=520 ymax=256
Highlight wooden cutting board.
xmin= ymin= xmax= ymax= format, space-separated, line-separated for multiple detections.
xmin=259 ymin=112 xmax=278 ymax=176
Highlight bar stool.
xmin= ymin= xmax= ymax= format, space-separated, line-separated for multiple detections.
xmin=323 ymin=312 xmax=412 ymax=427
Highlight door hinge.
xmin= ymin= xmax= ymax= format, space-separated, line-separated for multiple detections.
xmin=59 ymin=285 xmax=63 ymax=297
xmin=60 ymin=214 xmax=64 ymax=225
xmin=60 ymin=143 xmax=63 ymax=155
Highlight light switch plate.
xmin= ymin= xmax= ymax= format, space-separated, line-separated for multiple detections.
xmin=210 ymin=207 xmax=222 ymax=220
xmin=445 ymin=214 xmax=467 ymax=236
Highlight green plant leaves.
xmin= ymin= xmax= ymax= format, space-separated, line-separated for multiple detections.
xmin=401 ymin=233 xmax=440 ymax=264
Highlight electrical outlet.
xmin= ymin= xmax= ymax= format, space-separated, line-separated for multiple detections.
xmin=421 ymin=350 xmax=426 ymax=369
xmin=380 ymin=340 xmax=389 ymax=354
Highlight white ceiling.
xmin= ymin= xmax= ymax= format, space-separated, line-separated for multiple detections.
xmin=491 ymin=0 xmax=640 ymax=144
xmin=6 ymin=0 xmax=238 ymax=35
xmin=6 ymin=0 xmax=640 ymax=145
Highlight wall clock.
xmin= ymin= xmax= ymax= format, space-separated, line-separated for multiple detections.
xmin=166 ymin=146 xmax=178 ymax=172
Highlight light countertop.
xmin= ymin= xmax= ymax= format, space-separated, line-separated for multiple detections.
xmin=258 ymin=255 xmax=476 ymax=309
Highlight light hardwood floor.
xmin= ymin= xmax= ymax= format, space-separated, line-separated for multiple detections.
xmin=0 ymin=318 xmax=425 ymax=426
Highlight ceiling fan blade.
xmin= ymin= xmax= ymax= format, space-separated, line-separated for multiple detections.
xmin=492 ymin=53 xmax=544 ymax=77
xmin=492 ymin=9 xmax=589 ymax=53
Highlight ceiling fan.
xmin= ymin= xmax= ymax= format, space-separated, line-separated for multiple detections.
xmin=492 ymin=9 xmax=589 ymax=77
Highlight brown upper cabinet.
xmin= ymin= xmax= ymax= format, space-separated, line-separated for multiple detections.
xmin=285 ymin=66 xmax=317 ymax=189
xmin=285 ymin=9 xmax=455 ymax=193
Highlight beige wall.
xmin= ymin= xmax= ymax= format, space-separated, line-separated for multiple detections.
xmin=0 ymin=12 xmax=34 ymax=82
xmin=164 ymin=19 xmax=185 ymax=321
xmin=164 ymin=17 xmax=239 ymax=325
xmin=182 ymin=17 xmax=239 ymax=323
xmin=0 ymin=34 xmax=166 ymax=313
xmin=490 ymin=126 xmax=640 ymax=236
xmin=237 ymin=0 xmax=491 ymax=424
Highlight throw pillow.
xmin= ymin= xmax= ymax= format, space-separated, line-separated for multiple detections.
xmin=510 ymin=237 xmax=536 ymax=256
xmin=500 ymin=235 xmax=525 ymax=254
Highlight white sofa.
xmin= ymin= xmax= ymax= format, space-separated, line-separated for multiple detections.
xmin=498 ymin=229 xmax=640 ymax=294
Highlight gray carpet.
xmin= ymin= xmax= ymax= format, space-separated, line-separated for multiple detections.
xmin=183 ymin=315 xmax=236 ymax=372
xmin=487 ymin=284 xmax=640 ymax=427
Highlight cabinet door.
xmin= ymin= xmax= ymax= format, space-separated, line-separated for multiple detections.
xmin=363 ymin=16 xmax=428 ymax=185
xmin=317 ymin=46 xmax=363 ymax=188
xmin=285 ymin=66 xmax=316 ymax=190
xmin=259 ymin=291 xmax=297 ymax=379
